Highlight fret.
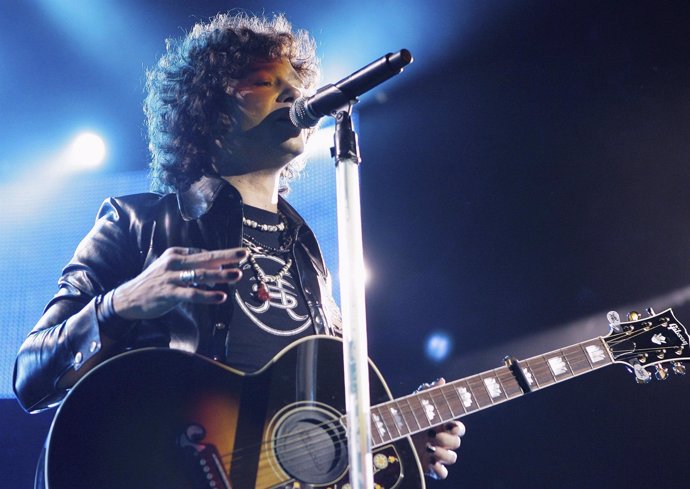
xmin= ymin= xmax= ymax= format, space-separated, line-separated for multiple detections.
xmin=378 ymin=401 xmax=403 ymax=439
xmin=495 ymin=366 xmax=523 ymax=398
xmin=371 ymin=406 xmax=391 ymax=443
xmin=410 ymin=395 xmax=433 ymax=429
xmin=447 ymin=381 xmax=469 ymax=416
xmin=466 ymin=375 xmax=493 ymax=408
xmin=388 ymin=400 xmax=411 ymax=437
xmin=451 ymin=380 xmax=476 ymax=413
xmin=419 ymin=388 xmax=454 ymax=423
xmin=411 ymin=392 xmax=437 ymax=426
xmin=580 ymin=338 xmax=612 ymax=368
xmin=479 ymin=369 xmax=508 ymax=403
xmin=562 ymin=345 xmax=590 ymax=375
xmin=437 ymin=384 xmax=460 ymax=419
xmin=526 ymin=357 xmax=556 ymax=387
xmin=401 ymin=397 xmax=425 ymax=432
xmin=520 ymin=363 xmax=539 ymax=390
xmin=578 ymin=342 xmax=595 ymax=370
xmin=559 ymin=348 xmax=577 ymax=375
xmin=545 ymin=349 xmax=574 ymax=380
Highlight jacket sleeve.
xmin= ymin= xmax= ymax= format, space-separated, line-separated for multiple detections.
xmin=13 ymin=197 xmax=142 ymax=413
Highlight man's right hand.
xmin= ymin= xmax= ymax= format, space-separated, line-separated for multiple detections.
xmin=112 ymin=246 xmax=247 ymax=320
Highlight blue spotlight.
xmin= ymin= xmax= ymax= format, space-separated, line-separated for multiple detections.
xmin=425 ymin=331 xmax=453 ymax=363
xmin=67 ymin=132 xmax=106 ymax=170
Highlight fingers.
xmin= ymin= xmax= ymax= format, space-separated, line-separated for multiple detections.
xmin=425 ymin=444 xmax=456 ymax=481
xmin=426 ymin=460 xmax=449 ymax=480
xmin=175 ymin=288 xmax=228 ymax=304
xmin=445 ymin=420 xmax=466 ymax=437
xmin=432 ymin=431 xmax=462 ymax=450
xmin=423 ymin=418 xmax=465 ymax=481
xmin=431 ymin=445 xmax=458 ymax=465
xmin=171 ymin=247 xmax=248 ymax=269
xmin=174 ymin=268 xmax=242 ymax=287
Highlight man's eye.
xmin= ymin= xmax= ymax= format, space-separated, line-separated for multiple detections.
xmin=254 ymin=80 xmax=272 ymax=87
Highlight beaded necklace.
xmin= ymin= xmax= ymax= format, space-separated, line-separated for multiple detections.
xmin=242 ymin=212 xmax=292 ymax=303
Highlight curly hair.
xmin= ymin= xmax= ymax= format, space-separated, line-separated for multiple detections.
xmin=144 ymin=12 xmax=320 ymax=193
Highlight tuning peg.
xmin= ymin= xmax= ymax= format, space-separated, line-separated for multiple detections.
xmin=654 ymin=365 xmax=669 ymax=381
xmin=646 ymin=307 xmax=656 ymax=316
xmin=672 ymin=361 xmax=686 ymax=375
xmin=607 ymin=311 xmax=622 ymax=332
xmin=630 ymin=359 xmax=652 ymax=384
xmin=627 ymin=311 xmax=640 ymax=321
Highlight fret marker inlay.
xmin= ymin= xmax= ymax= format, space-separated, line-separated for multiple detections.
xmin=372 ymin=413 xmax=387 ymax=438
xmin=456 ymin=386 xmax=473 ymax=407
xmin=548 ymin=356 xmax=568 ymax=376
xmin=483 ymin=377 xmax=502 ymax=398
xmin=522 ymin=368 xmax=534 ymax=386
xmin=390 ymin=407 xmax=405 ymax=432
xmin=421 ymin=399 xmax=436 ymax=422
xmin=585 ymin=345 xmax=606 ymax=363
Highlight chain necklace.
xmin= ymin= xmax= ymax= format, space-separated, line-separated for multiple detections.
xmin=242 ymin=211 xmax=292 ymax=303
xmin=242 ymin=233 xmax=290 ymax=255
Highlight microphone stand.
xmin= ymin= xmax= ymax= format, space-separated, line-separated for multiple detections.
xmin=332 ymin=104 xmax=374 ymax=489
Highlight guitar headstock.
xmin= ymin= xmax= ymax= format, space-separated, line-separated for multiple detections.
xmin=603 ymin=308 xmax=690 ymax=383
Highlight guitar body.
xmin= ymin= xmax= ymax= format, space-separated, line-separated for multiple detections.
xmin=45 ymin=336 xmax=423 ymax=489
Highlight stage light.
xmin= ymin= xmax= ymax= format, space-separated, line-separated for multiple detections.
xmin=425 ymin=331 xmax=453 ymax=363
xmin=67 ymin=132 xmax=106 ymax=170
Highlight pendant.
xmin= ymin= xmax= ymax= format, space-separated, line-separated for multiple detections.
xmin=256 ymin=282 xmax=270 ymax=302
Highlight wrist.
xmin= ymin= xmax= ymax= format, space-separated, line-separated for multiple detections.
xmin=96 ymin=289 xmax=133 ymax=340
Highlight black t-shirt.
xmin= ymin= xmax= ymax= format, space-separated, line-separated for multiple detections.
xmin=225 ymin=205 xmax=314 ymax=372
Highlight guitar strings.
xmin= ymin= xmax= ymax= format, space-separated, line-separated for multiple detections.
xmin=216 ymin=357 xmax=576 ymax=486
xmin=216 ymin=347 xmax=594 ymax=467
xmin=211 ymin=338 xmax=647 ymax=480
xmin=212 ymin=330 xmax=673 ymax=487
xmin=213 ymin=351 xmax=591 ymax=473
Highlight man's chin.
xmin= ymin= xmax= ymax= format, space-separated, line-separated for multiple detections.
xmin=279 ymin=136 xmax=305 ymax=159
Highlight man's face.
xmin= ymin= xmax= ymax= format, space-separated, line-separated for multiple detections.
xmin=217 ymin=57 xmax=306 ymax=175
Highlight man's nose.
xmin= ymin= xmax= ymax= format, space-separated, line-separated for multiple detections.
xmin=278 ymin=83 xmax=302 ymax=104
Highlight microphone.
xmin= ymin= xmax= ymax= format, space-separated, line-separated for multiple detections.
xmin=289 ymin=49 xmax=413 ymax=129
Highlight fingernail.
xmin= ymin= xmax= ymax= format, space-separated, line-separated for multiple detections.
xmin=427 ymin=429 xmax=436 ymax=438
xmin=425 ymin=444 xmax=436 ymax=453
xmin=214 ymin=292 xmax=227 ymax=302
xmin=235 ymin=249 xmax=248 ymax=258
xmin=435 ymin=377 xmax=443 ymax=383
xmin=445 ymin=422 xmax=456 ymax=431
xmin=228 ymin=270 xmax=241 ymax=280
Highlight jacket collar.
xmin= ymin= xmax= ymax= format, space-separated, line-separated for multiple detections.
xmin=177 ymin=174 xmax=324 ymax=275
xmin=177 ymin=174 xmax=305 ymax=229
xmin=177 ymin=175 xmax=239 ymax=221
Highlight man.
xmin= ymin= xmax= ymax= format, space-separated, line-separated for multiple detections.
xmin=13 ymin=12 xmax=463 ymax=486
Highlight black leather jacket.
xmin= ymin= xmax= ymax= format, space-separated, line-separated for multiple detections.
xmin=13 ymin=175 xmax=341 ymax=413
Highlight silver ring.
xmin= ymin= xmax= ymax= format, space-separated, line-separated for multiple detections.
xmin=179 ymin=269 xmax=197 ymax=287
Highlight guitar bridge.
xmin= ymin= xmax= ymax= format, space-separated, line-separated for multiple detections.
xmin=178 ymin=424 xmax=233 ymax=489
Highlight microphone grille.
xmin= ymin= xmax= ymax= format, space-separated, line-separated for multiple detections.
xmin=289 ymin=97 xmax=318 ymax=129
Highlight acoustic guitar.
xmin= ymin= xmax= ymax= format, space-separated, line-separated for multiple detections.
xmin=44 ymin=308 xmax=689 ymax=488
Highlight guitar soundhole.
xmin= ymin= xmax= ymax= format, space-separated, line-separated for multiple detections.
xmin=273 ymin=408 xmax=348 ymax=485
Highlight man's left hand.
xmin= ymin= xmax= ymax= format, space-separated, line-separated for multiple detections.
xmin=411 ymin=378 xmax=466 ymax=480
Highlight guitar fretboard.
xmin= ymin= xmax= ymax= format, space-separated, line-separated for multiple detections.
xmin=363 ymin=337 xmax=613 ymax=447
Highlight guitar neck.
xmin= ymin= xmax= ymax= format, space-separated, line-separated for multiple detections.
xmin=366 ymin=336 xmax=613 ymax=447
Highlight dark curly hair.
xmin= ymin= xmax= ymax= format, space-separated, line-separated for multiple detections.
xmin=144 ymin=12 xmax=319 ymax=193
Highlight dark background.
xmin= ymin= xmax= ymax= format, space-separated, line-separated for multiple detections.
xmin=3 ymin=0 xmax=690 ymax=487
